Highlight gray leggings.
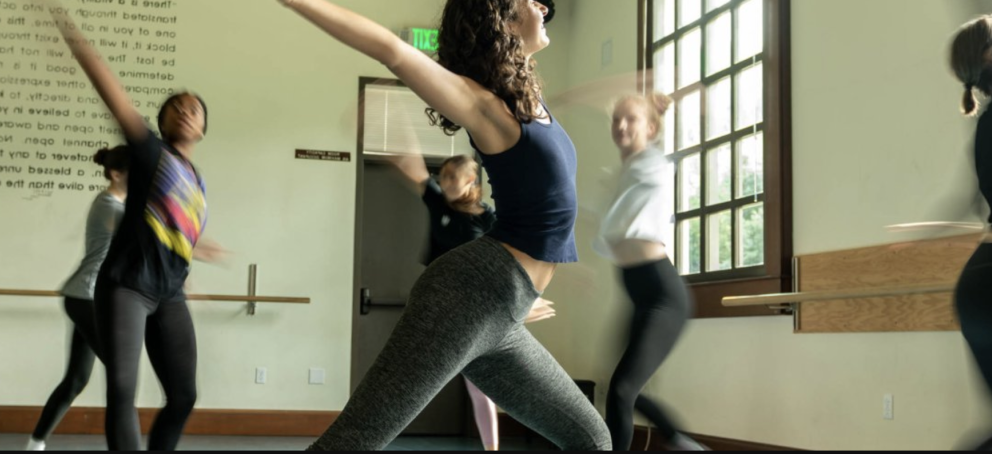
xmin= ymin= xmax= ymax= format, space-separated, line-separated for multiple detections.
xmin=309 ymin=236 xmax=611 ymax=451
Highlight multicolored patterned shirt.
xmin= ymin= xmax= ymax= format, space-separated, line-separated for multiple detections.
xmin=99 ymin=129 xmax=207 ymax=301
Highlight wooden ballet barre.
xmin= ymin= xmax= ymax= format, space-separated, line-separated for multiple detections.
xmin=0 ymin=264 xmax=309 ymax=316
xmin=0 ymin=289 xmax=61 ymax=297
xmin=722 ymin=283 xmax=956 ymax=307
xmin=191 ymin=295 xmax=309 ymax=304
xmin=0 ymin=289 xmax=309 ymax=304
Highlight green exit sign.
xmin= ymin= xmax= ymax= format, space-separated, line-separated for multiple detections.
xmin=405 ymin=28 xmax=439 ymax=53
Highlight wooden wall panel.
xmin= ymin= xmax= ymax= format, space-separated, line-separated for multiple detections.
xmin=795 ymin=234 xmax=979 ymax=333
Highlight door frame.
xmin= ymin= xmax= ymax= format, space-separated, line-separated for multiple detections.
xmin=352 ymin=77 xmax=487 ymax=437
xmin=352 ymin=78 xmax=452 ymax=389
xmin=351 ymin=76 xmax=394 ymax=392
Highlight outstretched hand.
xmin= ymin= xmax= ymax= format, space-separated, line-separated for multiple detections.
xmin=525 ymin=297 xmax=556 ymax=324
xmin=193 ymin=239 xmax=231 ymax=265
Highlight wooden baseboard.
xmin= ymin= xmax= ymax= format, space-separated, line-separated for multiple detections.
xmin=679 ymin=432 xmax=798 ymax=451
xmin=498 ymin=413 xmax=799 ymax=451
xmin=0 ymin=407 xmax=338 ymax=437
xmin=630 ymin=427 xmax=800 ymax=451
xmin=632 ymin=428 xmax=800 ymax=451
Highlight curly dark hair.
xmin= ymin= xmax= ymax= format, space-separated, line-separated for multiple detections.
xmin=426 ymin=0 xmax=546 ymax=136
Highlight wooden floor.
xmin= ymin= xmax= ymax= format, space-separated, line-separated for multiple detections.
xmin=0 ymin=434 xmax=555 ymax=451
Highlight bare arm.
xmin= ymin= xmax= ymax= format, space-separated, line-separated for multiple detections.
xmin=44 ymin=1 xmax=147 ymax=142
xmin=192 ymin=238 xmax=230 ymax=264
xmin=546 ymin=69 xmax=652 ymax=111
xmin=387 ymin=153 xmax=430 ymax=195
xmin=278 ymin=0 xmax=501 ymax=138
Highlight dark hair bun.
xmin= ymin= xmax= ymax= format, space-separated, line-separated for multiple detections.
xmin=93 ymin=148 xmax=110 ymax=166
xmin=93 ymin=145 xmax=131 ymax=181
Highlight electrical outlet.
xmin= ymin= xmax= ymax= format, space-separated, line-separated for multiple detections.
xmin=309 ymin=368 xmax=326 ymax=385
xmin=256 ymin=367 xmax=267 ymax=385
xmin=883 ymin=394 xmax=894 ymax=420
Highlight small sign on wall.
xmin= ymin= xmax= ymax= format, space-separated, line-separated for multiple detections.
xmin=295 ymin=149 xmax=352 ymax=162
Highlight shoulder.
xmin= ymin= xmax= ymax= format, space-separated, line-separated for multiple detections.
xmin=127 ymin=128 xmax=165 ymax=151
xmin=93 ymin=192 xmax=123 ymax=209
xmin=126 ymin=128 xmax=168 ymax=170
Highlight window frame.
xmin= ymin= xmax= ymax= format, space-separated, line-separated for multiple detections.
xmin=638 ymin=0 xmax=793 ymax=318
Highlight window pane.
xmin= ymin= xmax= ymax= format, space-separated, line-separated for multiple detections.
xmin=679 ymin=0 xmax=701 ymax=27
xmin=706 ymin=77 xmax=731 ymax=140
xmin=706 ymin=0 xmax=730 ymax=12
xmin=737 ymin=203 xmax=764 ymax=267
xmin=736 ymin=0 xmax=763 ymax=62
xmin=654 ymin=42 xmax=676 ymax=95
xmin=653 ymin=0 xmax=676 ymax=40
xmin=706 ymin=210 xmax=733 ymax=271
xmin=679 ymin=217 xmax=701 ymax=275
xmin=663 ymin=104 xmax=676 ymax=155
xmin=705 ymin=12 xmax=731 ymax=76
xmin=707 ymin=144 xmax=732 ymax=204
xmin=679 ymin=153 xmax=701 ymax=211
xmin=736 ymin=63 xmax=763 ymax=129
xmin=737 ymin=132 xmax=764 ymax=197
xmin=678 ymin=28 xmax=701 ymax=89
xmin=678 ymin=90 xmax=701 ymax=149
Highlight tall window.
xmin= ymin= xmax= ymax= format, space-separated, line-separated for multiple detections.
xmin=644 ymin=0 xmax=791 ymax=316
xmin=651 ymin=0 xmax=768 ymax=280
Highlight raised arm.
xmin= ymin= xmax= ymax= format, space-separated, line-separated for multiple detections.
xmin=278 ymin=0 xmax=497 ymax=135
xmin=45 ymin=1 xmax=146 ymax=142
xmin=387 ymin=153 xmax=431 ymax=196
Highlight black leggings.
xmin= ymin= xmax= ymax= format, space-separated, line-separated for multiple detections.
xmin=956 ymin=243 xmax=992 ymax=450
xmin=32 ymin=297 xmax=103 ymax=441
xmin=606 ymin=258 xmax=692 ymax=451
xmin=95 ymin=284 xmax=198 ymax=451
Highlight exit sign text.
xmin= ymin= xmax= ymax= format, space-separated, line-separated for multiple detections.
xmin=408 ymin=28 xmax=439 ymax=53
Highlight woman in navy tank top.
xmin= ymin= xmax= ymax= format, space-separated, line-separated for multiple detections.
xmin=279 ymin=0 xmax=612 ymax=450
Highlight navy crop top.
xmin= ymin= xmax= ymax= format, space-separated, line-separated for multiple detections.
xmin=471 ymin=105 xmax=579 ymax=263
